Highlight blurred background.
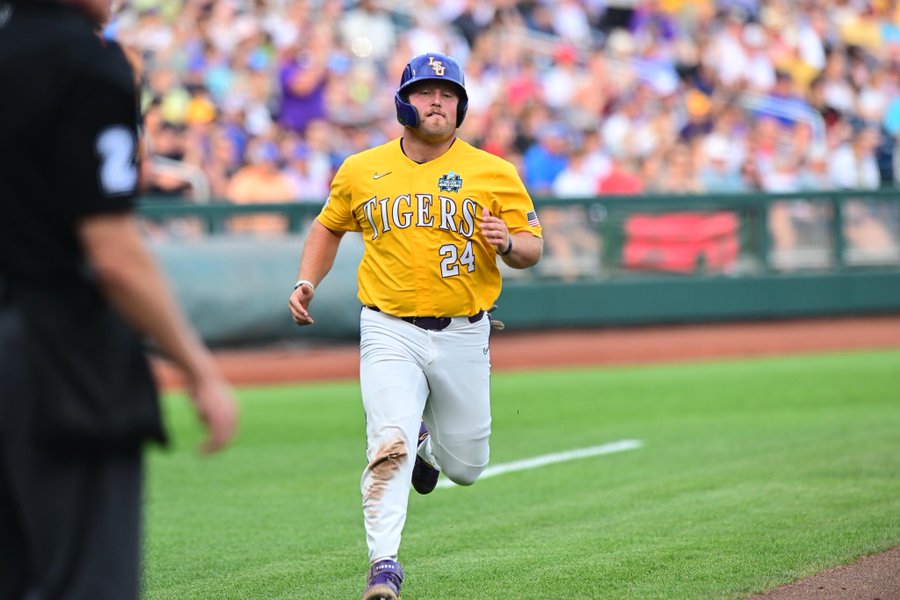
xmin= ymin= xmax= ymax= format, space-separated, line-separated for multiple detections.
xmin=110 ymin=0 xmax=900 ymax=345
xmin=112 ymin=0 xmax=900 ymax=199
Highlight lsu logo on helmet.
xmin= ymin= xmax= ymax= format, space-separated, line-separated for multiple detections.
xmin=428 ymin=57 xmax=446 ymax=76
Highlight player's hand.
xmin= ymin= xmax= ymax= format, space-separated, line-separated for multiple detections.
xmin=189 ymin=374 xmax=239 ymax=455
xmin=480 ymin=208 xmax=511 ymax=255
xmin=288 ymin=285 xmax=315 ymax=326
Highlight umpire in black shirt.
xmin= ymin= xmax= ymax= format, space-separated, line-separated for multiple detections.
xmin=0 ymin=0 xmax=239 ymax=597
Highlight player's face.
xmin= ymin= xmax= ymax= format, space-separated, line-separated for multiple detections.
xmin=407 ymin=81 xmax=459 ymax=143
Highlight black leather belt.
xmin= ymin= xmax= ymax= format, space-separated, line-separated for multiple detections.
xmin=366 ymin=306 xmax=484 ymax=331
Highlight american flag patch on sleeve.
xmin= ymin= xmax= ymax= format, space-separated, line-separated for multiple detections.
xmin=526 ymin=210 xmax=541 ymax=227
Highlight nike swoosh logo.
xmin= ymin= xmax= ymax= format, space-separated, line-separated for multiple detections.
xmin=372 ymin=172 xmax=392 ymax=179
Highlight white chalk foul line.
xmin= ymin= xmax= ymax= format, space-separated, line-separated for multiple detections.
xmin=436 ymin=438 xmax=644 ymax=489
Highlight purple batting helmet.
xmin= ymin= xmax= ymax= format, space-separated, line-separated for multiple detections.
xmin=394 ymin=52 xmax=468 ymax=128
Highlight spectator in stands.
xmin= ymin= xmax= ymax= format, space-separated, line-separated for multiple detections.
xmin=450 ymin=0 xmax=490 ymax=50
xmin=338 ymin=0 xmax=397 ymax=63
xmin=602 ymin=84 xmax=658 ymax=160
xmin=480 ymin=114 xmax=520 ymax=162
xmin=598 ymin=151 xmax=644 ymax=196
xmin=698 ymin=136 xmax=749 ymax=193
xmin=708 ymin=8 xmax=752 ymax=91
xmin=552 ymin=0 xmax=594 ymax=46
xmin=504 ymin=54 xmax=545 ymax=113
xmin=761 ymin=150 xmax=802 ymax=194
xmin=795 ymin=6 xmax=830 ymax=75
xmin=738 ymin=154 xmax=764 ymax=191
xmin=101 ymin=0 xmax=898 ymax=226
xmin=746 ymin=115 xmax=784 ymax=176
xmin=820 ymin=50 xmax=857 ymax=117
xmin=552 ymin=139 xmax=600 ymax=198
xmin=839 ymin=5 xmax=884 ymax=55
xmin=226 ymin=139 xmax=297 ymax=233
xmin=184 ymin=84 xmax=218 ymax=127
xmin=741 ymin=23 xmax=777 ymax=93
xmin=541 ymin=44 xmax=582 ymax=112
xmin=201 ymin=128 xmax=242 ymax=199
xmin=629 ymin=0 xmax=679 ymax=48
xmin=856 ymin=65 xmax=893 ymax=125
xmin=580 ymin=127 xmax=613 ymax=185
xmin=302 ymin=119 xmax=342 ymax=192
xmin=797 ymin=144 xmax=833 ymax=191
xmin=679 ymin=88 xmax=715 ymax=143
xmin=637 ymin=151 xmax=665 ymax=193
xmin=276 ymin=26 xmax=332 ymax=135
xmin=829 ymin=124 xmax=883 ymax=189
xmin=570 ymin=49 xmax=614 ymax=121
xmin=283 ymin=141 xmax=330 ymax=204
xmin=660 ymin=143 xmax=702 ymax=194
xmin=522 ymin=121 xmax=571 ymax=196
xmin=143 ymin=122 xmax=194 ymax=197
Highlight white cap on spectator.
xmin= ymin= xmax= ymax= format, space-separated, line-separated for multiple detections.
xmin=808 ymin=144 xmax=829 ymax=163
xmin=743 ymin=24 xmax=766 ymax=48
xmin=705 ymin=136 xmax=730 ymax=163
xmin=607 ymin=29 xmax=636 ymax=57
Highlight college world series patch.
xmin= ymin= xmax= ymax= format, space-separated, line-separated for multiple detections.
xmin=438 ymin=171 xmax=463 ymax=193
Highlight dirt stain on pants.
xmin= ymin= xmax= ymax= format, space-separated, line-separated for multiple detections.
xmin=363 ymin=438 xmax=408 ymax=520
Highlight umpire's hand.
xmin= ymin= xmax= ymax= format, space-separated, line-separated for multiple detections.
xmin=189 ymin=372 xmax=239 ymax=455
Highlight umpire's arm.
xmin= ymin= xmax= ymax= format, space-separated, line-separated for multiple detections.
xmin=79 ymin=213 xmax=238 ymax=453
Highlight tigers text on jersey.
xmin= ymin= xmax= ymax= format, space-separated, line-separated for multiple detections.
xmin=317 ymin=138 xmax=542 ymax=317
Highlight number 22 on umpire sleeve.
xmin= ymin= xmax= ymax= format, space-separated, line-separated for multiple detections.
xmin=96 ymin=125 xmax=138 ymax=196
xmin=439 ymin=241 xmax=475 ymax=277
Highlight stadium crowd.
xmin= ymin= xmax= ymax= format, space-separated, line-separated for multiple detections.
xmin=107 ymin=0 xmax=900 ymax=206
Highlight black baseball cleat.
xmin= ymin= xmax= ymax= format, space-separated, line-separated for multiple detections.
xmin=362 ymin=559 xmax=403 ymax=600
xmin=412 ymin=422 xmax=440 ymax=494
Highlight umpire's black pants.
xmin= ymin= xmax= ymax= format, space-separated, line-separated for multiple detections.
xmin=0 ymin=294 xmax=143 ymax=600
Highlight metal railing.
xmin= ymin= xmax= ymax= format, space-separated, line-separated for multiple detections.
xmin=138 ymin=189 xmax=900 ymax=279
xmin=146 ymin=156 xmax=212 ymax=203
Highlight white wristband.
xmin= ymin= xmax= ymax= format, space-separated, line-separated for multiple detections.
xmin=293 ymin=279 xmax=315 ymax=292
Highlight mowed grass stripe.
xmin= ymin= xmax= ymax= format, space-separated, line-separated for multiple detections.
xmin=144 ymin=350 xmax=900 ymax=599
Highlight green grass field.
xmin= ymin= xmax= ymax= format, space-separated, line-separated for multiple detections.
xmin=143 ymin=350 xmax=900 ymax=599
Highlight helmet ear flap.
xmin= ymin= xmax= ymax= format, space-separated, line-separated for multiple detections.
xmin=395 ymin=92 xmax=419 ymax=127
xmin=456 ymin=97 xmax=468 ymax=128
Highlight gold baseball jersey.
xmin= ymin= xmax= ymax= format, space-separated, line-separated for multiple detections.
xmin=317 ymin=138 xmax=542 ymax=317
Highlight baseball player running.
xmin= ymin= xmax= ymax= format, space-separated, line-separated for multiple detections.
xmin=288 ymin=52 xmax=542 ymax=600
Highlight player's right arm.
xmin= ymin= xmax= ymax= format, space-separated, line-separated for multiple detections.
xmin=288 ymin=220 xmax=346 ymax=326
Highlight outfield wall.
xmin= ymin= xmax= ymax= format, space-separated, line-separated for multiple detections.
xmin=142 ymin=190 xmax=900 ymax=346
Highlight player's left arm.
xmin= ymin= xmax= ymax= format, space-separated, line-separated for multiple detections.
xmin=480 ymin=161 xmax=543 ymax=269
xmin=480 ymin=208 xmax=543 ymax=268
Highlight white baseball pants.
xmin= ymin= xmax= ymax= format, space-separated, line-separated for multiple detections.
xmin=358 ymin=306 xmax=492 ymax=563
